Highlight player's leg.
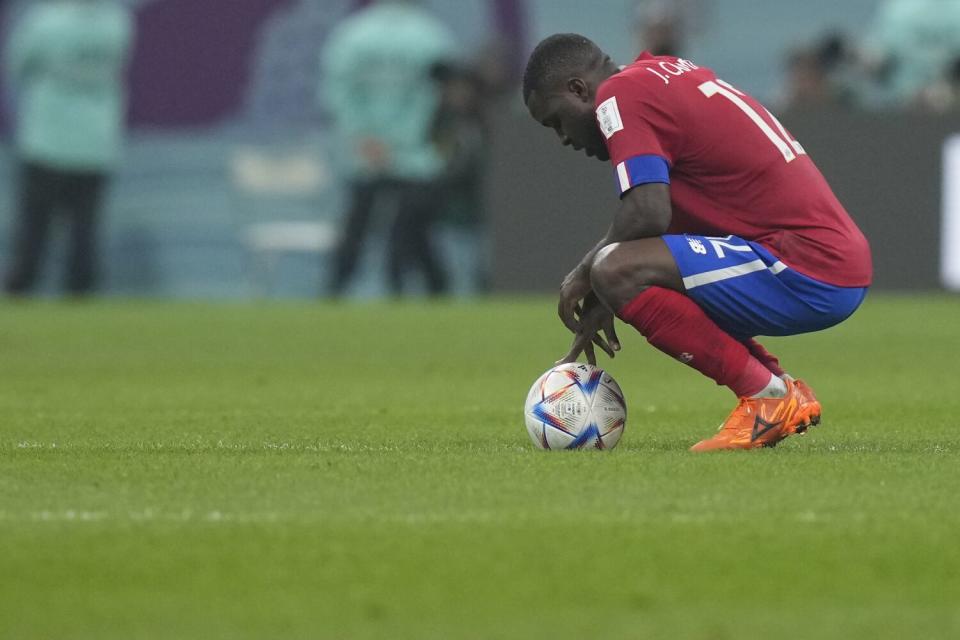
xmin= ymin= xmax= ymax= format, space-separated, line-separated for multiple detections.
xmin=588 ymin=240 xmax=789 ymax=379
xmin=589 ymin=237 xmax=784 ymax=399
xmin=63 ymin=171 xmax=106 ymax=296
xmin=615 ymin=239 xmax=826 ymax=412
xmin=327 ymin=180 xmax=380 ymax=297
xmin=389 ymin=181 xmax=448 ymax=296
xmin=588 ymin=236 xmax=819 ymax=450
xmin=588 ymin=239 xmax=795 ymax=380
xmin=4 ymin=163 xmax=56 ymax=295
xmin=406 ymin=181 xmax=449 ymax=296
xmin=742 ymin=338 xmax=785 ymax=378
xmin=386 ymin=182 xmax=413 ymax=295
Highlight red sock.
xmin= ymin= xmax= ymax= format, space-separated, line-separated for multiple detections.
xmin=618 ymin=287 xmax=772 ymax=397
xmin=742 ymin=338 xmax=786 ymax=377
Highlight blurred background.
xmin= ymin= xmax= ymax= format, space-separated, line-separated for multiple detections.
xmin=1 ymin=0 xmax=958 ymax=299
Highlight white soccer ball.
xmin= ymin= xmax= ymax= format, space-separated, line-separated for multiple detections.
xmin=523 ymin=363 xmax=627 ymax=450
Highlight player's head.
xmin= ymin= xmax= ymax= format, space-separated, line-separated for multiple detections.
xmin=523 ymin=33 xmax=615 ymax=162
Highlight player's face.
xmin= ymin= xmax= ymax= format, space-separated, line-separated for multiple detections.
xmin=527 ymin=88 xmax=609 ymax=162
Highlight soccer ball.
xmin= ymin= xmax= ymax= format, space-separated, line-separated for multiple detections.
xmin=523 ymin=363 xmax=627 ymax=450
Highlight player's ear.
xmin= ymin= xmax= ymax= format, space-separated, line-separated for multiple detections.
xmin=567 ymin=77 xmax=591 ymax=102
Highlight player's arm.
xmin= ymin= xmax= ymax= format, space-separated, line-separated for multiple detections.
xmin=558 ymin=182 xmax=671 ymax=333
xmin=586 ymin=181 xmax=673 ymax=274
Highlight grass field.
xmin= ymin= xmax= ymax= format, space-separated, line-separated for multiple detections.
xmin=1 ymin=294 xmax=959 ymax=639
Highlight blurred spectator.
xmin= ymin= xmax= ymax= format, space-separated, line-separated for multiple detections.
xmin=861 ymin=0 xmax=960 ymax=109
xmin=430 ymin=61 xmax=490 ymax=292
xmin=321 ymin=0 xmax=456 ymax=298
xmin=633 ymin=0 xmax=696 ymax=57
xmin=917 ymin=55 xmax=960 ymax=113
xmin=3 ymin=0 xmax=134 ymax=297
xmin=469 ymin=37 xmax=518 ymax=101
xmin=778 ymin=33 xmax=855 ymax=111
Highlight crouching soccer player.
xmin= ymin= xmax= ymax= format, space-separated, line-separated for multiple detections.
xmin=522 ymin=34 xmax=872 ymax=451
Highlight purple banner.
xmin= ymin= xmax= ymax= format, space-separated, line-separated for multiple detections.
xmin=128 ymin=0 xmax=293 ymax=127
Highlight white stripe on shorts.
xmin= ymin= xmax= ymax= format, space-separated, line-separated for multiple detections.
xmin=683 ymin=259 xmax=788 ymax=290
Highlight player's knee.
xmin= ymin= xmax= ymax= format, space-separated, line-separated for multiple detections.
xmin=589 ymin=242 xmax=617 ymax=280
xmin=589 ymin=243 xmax=625 ymax=303
xmin=590 ymin=241 xmax=658 ymax=310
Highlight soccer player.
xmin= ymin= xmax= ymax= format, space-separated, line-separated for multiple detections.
xmin=522 ymin=34 xmax=872 ymax=451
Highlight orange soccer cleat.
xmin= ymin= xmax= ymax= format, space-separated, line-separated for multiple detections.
xmin=689 ymin=379 xmax=822 ymax=452
xmin=790 ymin=379 xmax=822 ymax=435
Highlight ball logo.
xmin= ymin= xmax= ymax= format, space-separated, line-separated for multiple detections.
xmin=556 ymin=401 xmax=587 ymax=418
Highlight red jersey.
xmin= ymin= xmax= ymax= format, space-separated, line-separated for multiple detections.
xmin=595 ymin=53 xmax=872 ymax=287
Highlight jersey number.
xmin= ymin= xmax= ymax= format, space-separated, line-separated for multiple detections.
xmin=698 ymin=79 xmax=806 ymax=163
xmin=704 ymin=236 xmax=752 ymax=258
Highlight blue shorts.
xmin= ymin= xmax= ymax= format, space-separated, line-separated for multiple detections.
xmin=662 ymin=234 xmax=868 ymax=339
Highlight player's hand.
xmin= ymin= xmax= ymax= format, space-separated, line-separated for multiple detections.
xmin=558 ymin=264 xmax=593 ymax=334
xmin=557 ymin=294 xmax=621 ymax=366
xmin=358 ymin=137 xmax=390 ymax=170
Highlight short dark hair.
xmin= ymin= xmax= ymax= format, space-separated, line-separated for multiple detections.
xmin=522 ymin=33 xmax=603 ymax=103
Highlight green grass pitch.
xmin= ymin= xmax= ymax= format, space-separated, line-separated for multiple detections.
xmin=1 ymin=294 xmax=959 ymax=639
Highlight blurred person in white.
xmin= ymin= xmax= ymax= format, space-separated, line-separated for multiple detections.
xmin=861 ymin=0 xmax=960 ymax=109
xmin=3 ymin=0 xmax=134 ymax=297
xmin=321 ymin=0 xmax=456 ymax=297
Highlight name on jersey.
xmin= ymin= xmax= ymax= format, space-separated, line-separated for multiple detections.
xmin=644 ymin=58 xmax=699 ymax=85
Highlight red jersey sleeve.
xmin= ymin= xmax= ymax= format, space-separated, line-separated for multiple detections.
xmin=595 ymin=73 xmax=678 ymax=196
